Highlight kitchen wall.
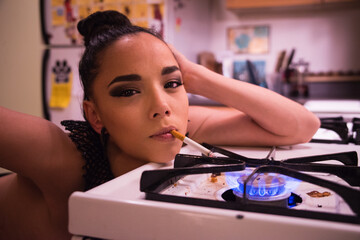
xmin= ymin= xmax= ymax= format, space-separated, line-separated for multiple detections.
xmin=0 ymin=0 xmax=43 ymax=117
xmin=166 ymin=0 xmax=212 ymax=63
xmin=208 ymin=0 xmax=360 ymax=75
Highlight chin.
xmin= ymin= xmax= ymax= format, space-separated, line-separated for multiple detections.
xmin=148 ymin=152 xmax=177 ymax=163
xmin=147 ymin=145 xmax=182 ymax=163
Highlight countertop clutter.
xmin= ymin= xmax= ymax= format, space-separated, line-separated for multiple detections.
xmin=297 ymin=70 xmax=360 ymax=100
xmin=271 ymin=48 xmax=360 ymax=100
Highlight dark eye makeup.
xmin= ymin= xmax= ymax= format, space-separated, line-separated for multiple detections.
xmin=109 ymin=87 xmax=140 ymax=97
xmin=108 ymin=76 xmax=183 ymax=98
xmin=164 ymin=78 xmax=183 ymax=89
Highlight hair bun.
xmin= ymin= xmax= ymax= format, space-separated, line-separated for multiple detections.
xmin=77 ymin=10 xmax=132 ymax=46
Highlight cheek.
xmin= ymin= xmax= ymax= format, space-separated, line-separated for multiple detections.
xmin=105 ymin=107 xmax=142 ymax=140
xmin=106 ymin=112 xmax=151 ymax=159
xmin=174 ymin=92 xmax=189 ymax=129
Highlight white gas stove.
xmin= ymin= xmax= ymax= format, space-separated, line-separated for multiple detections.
xmin=69 ymin=142 xmax=360 ymax=240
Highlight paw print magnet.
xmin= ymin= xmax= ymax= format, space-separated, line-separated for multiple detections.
xmin=49 ymin=60 xmax=73 ymax=109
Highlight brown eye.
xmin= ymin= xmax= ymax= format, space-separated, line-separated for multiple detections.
xmin=110 ymin=88 xmax=140 ymax=97
xmin=164 ymin=79 xmax=183 ymax=89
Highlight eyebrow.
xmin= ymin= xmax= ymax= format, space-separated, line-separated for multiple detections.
xmin=108 ymin=74 xmax=141 ymax=87
xmin=161 ymin=65 xmax=180 ymax=75
xmin=108 ymin=66 xmax=180 ymax=88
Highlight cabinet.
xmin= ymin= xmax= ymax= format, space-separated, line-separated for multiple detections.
xmin=226 ymin=0 xmax=321 ymax=9
xmin=226 ymin=0 xmax=357 ymax=9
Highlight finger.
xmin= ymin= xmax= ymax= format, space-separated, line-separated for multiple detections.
xmin=167 ymin=44 xmax=186 ymax=62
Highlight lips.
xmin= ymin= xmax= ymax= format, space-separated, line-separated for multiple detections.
xmin=150 ymin=126 xmax=176 ymax=141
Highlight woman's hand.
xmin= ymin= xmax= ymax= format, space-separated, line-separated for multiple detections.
xmin=168 ymin=44 xmax=205 ymax=94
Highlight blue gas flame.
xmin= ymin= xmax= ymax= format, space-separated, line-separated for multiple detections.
xmin=225 ymin=170 xmax=301 ymax=200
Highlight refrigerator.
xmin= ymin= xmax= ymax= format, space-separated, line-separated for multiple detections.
xmin=40 ymin=0 xmax=166 ymax=129
xmin=41 ymin=0 xmax=85 ymax=129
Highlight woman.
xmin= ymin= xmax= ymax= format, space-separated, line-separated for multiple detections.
xmin=0 ymin=11 xmax=320 ymax=239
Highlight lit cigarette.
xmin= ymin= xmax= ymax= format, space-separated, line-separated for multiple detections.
xmin=171 ymin=130 xmax=214 ymax=157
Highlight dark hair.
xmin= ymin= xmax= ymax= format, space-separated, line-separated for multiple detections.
xmin=77 ymin=10 xmax=163 ymax=100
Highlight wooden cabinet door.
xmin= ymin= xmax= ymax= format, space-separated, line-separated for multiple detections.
xmin=226 ymin=0 xmax=321 ymax=9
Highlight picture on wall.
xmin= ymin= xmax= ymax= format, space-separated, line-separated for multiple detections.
xmin=233 ymin=60 xmax=267 ymax=88
xmin=228 ymin=25 xmax=269 ymax=54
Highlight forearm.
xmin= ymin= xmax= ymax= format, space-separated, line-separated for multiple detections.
xmin=185 ymin=64 xmax=320 ymax=142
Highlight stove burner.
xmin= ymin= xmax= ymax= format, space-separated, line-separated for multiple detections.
xmin=221 ymin=188 xmax=302 ymax=208
xmin=235 ymin=173 xmax=288 ymax=201
xmin=223 ymin=171 xmax=300 ymax=207
xmin=233 ymin=173 xmax=290 ymax=207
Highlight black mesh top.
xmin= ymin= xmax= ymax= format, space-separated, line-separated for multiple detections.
xmin=61 ymin=120 xmax=114 ymax=191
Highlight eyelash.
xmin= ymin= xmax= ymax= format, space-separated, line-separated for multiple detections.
xmin=110 ymin=88 xmax=140 ymax=97
xmin=164 ymin=79 xmax=183 ymax=89
xmin=110 ymin=79 xmax=183 ymax=98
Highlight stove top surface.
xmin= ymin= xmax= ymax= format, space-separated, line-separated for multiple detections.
xmin=69 ymin=143 xmax=360 ymax=240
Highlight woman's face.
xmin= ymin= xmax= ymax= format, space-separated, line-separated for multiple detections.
xmin=91 ymin=32 xmax=189 ymax=163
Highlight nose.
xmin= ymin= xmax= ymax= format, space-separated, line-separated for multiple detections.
xmin=149 ymin=89 xmax=171 ymax=119
xmin=152 ymin=109 xmax=170 ymax=118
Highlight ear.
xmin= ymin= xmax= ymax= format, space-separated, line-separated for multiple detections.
xmin=83 ymin=100 xmax=103 ymax=134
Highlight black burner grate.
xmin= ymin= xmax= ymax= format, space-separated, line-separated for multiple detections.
xmin=140 ymin=144 xmax=360 ymax=224
xmin=311 ymin=117 xmax=360 ymax=145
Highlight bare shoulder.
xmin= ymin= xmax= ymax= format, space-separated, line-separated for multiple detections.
xmin=0 ymin=107 xmax=85 ymax=202
xmin=37 ymin=122 xmax=85 ymax=198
